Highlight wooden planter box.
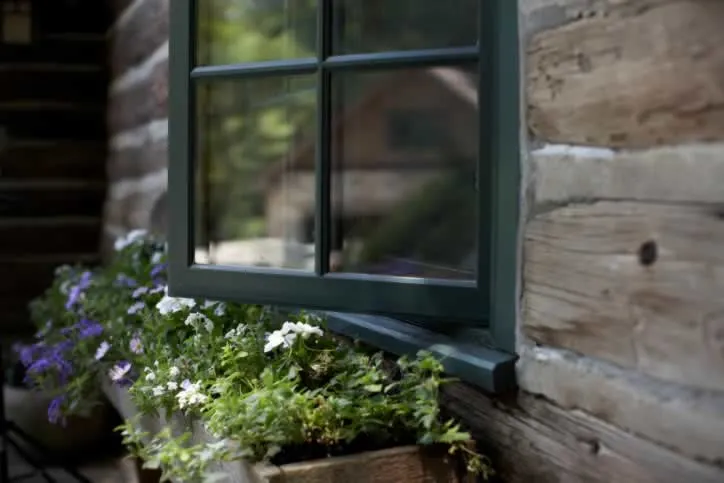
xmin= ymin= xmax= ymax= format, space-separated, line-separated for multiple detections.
xmin=103 ymin=382 xmax=472 ymax=483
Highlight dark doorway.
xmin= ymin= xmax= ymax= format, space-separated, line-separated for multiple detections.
xmin=0 ymin=0 xmax=111 ymax=335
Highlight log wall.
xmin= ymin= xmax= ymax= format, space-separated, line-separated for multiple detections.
xmin=103 ymin=0 xmax=169 ymax=257
xmin=103 ymin=0 xmax=724 ymax=480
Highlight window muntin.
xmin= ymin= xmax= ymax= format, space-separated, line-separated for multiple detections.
xmin=169 ymin=0 xmax=518 ymax=328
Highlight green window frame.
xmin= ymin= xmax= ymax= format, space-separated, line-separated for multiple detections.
xmin=168 ymin=0 xmax=519 ymax=393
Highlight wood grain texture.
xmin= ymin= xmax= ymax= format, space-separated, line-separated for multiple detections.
xmin=443 ymin=384 xmax=724 ymax=483
xmin=1 ymin=141 xmax=106 ymax=180
xmin=524 ymin=201 xmax=724 ymax=391
xmin=527 ymin=0 xmax=724 ymax=147
xmin=258 ymin=446 xmax=473 ymax=483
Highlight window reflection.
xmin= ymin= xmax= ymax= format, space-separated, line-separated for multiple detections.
xmin=331 ymin=0 xmax=478 ymax=54
xmin=196 ymin=0 xmax=317 ymax=65
xmin=327 ymin=66 xmax=479 ymax=280
xmin=194 ymin=76 xmax=317 ymax=269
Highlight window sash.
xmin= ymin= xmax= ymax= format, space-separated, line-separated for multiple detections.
xmin=169 ymin=0 xmax=519 ymax=340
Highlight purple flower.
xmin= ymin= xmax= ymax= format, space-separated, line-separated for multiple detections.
xmin=127 ymin=302 xmax=145 ymax=315
xmin=77 ymin=319 xmax=103 ymax=339
xmin=95 ymin=341 xmax=111 ymax=360
xmin=115 ymin=274 xmax=138 ymax=288
xmin=132 ymin=286 xmax=149 ymax=299
xmin=109 ymin=361 xmax=132 ymax=385
xmin=129 ymin=336 xmax=143 ymax=354
xmin=47 ymin=397 xmax=66 ymax=425
xmin=14 ymin=342 xmax=45 ymax=367
xmin=150 ymin=263 xmax=167 ymax=279
xmin=26 ymin=342 xmax=74 ymax=385
xmin=64 ymin=271 xmax=92 ymax=311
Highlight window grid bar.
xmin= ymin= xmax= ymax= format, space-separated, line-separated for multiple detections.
xmin=191 ymin=58 xmax=318 ymax=80
xmin=322 ymin=46 xmax=478 ymax=70
xmin=314 ymin=0 xmax=332 ymax=275
xmin=189 ymin=47 xmax=477 ymax=81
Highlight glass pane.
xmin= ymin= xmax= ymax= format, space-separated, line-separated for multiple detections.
xmin=194 ymin=75 xmax=317 ymax=270
xmin=196 ymin=0 xmax=317 ymax=66
xmin=329 ymin=65 xmax=478 ymax=280
xmin=332 ymin=0 xmax=478 ymax=54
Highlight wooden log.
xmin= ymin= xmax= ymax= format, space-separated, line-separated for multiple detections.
xmin=524 ymin=200 xmax=724 ymax=391
xmin=443 ymin=383 xmax=724 ymax=483
xmin=1 ymin=141 xmax=106 ymax=180
xmin=527 ymin=0 xmax=724 ymax=148
xmin=531 ymin=143 xmax=724 ymax=205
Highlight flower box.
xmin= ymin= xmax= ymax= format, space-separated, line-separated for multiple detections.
xmin=254 ymin=445 xmax=473 ymax=483
xmin=180 ymin=415 xmax=472 ymax=483
xmin=101 ymin=378 xmax=163 ymax=439
xmin=105 ymin=382 xmax=472 ymax=483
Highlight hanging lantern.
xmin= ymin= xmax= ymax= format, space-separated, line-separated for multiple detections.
xmin=1 ymin=0 xmax=33 ymax=45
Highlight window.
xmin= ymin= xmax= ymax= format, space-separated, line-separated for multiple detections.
xmin=169 ymin=0 xmax=519 ymax=392
xmin=1 ymin=0 xmax=33 ymax=44
xmin=386 ymin=109 xmax=446 ymax=150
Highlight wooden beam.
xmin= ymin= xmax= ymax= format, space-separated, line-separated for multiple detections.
xmin=527 ymin=0 xmax=724 ymax=148
xmin=443 ymin=384 xmax=724 ymax=483
xmin=524 ymin=200 xmax=724 ymax=391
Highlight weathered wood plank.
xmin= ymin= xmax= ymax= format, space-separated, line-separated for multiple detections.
xmin=111 ymin=0 xmax=168 ymax=75
xmin=0 ymin=219 xmax=101 ymax=256
xmin=109 ymin=56 xmax=168 ymax=134
xmin=531 ymin=143 xmax=724 ymax=205
xmin=258 ymin=445 xmax=472 ymax=483
xmin=0 ymin=37 xmax=105 ymax=65
xmin=0 ymin=106 xmax=105 ymax=141
xmin=443 ymin=384 xmax=724 ymax=483
xmin=516 ymin=343 xmax=724 ymax=464
xmin=0 ymin=183 xmax=105 ymax=218
xmin=527 ymin=0 xmax=724 ymax=148
xmin=0 ymin=68 xmax=106 ymax=104
xmin=524 ymin=201 xmax=724 ymax=391
xmin=1 ymin=141 xmax=106 ymax=180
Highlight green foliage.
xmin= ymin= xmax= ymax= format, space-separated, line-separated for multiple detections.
xmin=22 ymin=230 xmax=492 ymax=481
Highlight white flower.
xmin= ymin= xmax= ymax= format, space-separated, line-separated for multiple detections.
xmin=152 ymin=386 xmax=165 ymax=397
xmin=114 ymin=229 xmax=148 ymax=251
xmin=224 ymin=323 xmax=246 ymax=340
xmin=169 ymin=366 xmax=180 ymax=379
xmin=263 ymin=321 xmax=323 ymax=353
xmin=214 ymin=304 xmax=226 ymax=317
xmin=283 ymin=321 xmax=323 ymax=338
xmin=184 ymin=313 xmax=214 ymax=332
xmin=263 ymin=330 xmax=296 ymax=353
xmin=145 ymin=371 xmax=156 ymax=382
xmin=167 ymin=381 xmax=178 ymax=391
xmin=176 ymin=380 xmax=208 ymax=409
xmin=95 ymin=341 xmax=111 ymax=360
xmin=127 ymin=301 xmax=145 ymax=315
xmin=156 ymin=294 xmax=196 ymax=315
xmin=109 ymin=361 xmax=131 ymax=382
xmin=151 ymin=252 xmax=163 ymax=264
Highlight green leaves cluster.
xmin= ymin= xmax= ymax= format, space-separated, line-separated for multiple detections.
xmin=24 ymin=231 xmax=491 ymax=481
